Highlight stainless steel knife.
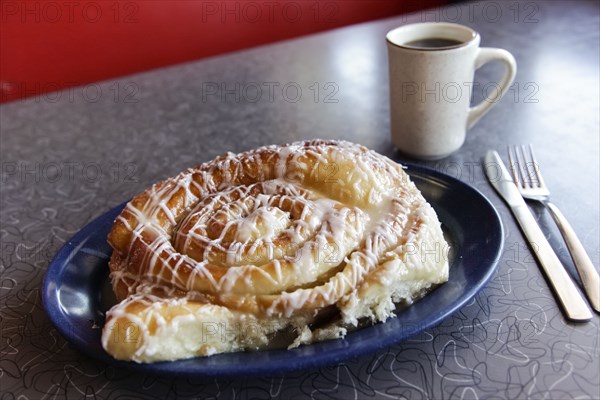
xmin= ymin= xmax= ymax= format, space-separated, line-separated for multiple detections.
xmin=484 ymin=150 xmax=592 ymax=321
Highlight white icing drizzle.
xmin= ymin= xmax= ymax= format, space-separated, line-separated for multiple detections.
xmin=102 ymin=139 xmax=449 ymax=363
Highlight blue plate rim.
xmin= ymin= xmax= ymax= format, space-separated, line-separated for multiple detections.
xmin=42 ymin=163 xmax=504 ymax=377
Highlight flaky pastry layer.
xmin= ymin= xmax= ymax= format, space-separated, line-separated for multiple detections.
xmin=102 ymin=140 xmax=449 ymax=362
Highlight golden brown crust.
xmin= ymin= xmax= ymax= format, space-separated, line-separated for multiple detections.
xmin=102 ymin=140 xmax=449 ymax=362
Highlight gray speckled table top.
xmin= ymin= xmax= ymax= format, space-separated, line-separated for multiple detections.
xmin=1 ymin=1 xmax=599 ymax=398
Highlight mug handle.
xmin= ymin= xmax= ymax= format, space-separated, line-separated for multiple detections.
xmin=467 ymin=48 xmax=517 ymax=129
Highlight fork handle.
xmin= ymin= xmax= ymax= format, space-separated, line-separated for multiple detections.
xmin=545 ymin=202 xmax=600 ymax=312
xmin=512 ymin=205 xmax=592 ymax=321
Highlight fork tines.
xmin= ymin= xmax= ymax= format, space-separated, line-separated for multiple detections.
xmin=507 ymin=144 xmax=545 ymax=189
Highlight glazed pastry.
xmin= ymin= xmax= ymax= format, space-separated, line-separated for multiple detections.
xmin=102 ymin=140 xmax=449 ymax=362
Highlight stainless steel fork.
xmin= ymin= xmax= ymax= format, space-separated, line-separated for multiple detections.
xmin=508 ymin=145 xmax=599 ymax=312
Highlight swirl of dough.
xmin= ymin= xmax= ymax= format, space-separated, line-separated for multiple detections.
xmin=102 ymin=140 xmax=449 ymax=362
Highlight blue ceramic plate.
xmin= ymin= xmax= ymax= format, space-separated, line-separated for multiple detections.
xmin=42 ymin=165 xmax=503 ymax=377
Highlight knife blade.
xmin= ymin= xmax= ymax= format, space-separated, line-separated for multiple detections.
xmin=484 ymin=150 xmax=592 ymax=321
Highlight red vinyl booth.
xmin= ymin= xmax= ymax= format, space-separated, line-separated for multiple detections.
xmin=1 ymin=0 xmax=446 ymax=103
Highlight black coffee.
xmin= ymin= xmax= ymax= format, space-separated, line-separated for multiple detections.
xmin=404 ymin=38 xmax=463 ymax=49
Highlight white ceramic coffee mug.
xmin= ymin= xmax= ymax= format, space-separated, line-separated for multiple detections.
xmin=386 ymin=23 xmax=517 ymax=159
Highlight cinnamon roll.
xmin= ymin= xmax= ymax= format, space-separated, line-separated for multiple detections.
xmin=102 ymin=140 xmax=449 ymax=362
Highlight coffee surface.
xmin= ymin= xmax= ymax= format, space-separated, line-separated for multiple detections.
xmin=404 ymin=38 xmax=463 ymax=48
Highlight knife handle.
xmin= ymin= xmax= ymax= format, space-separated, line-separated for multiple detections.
xmin=513 ymin=205 xmax=592 ymax=321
